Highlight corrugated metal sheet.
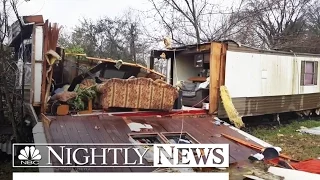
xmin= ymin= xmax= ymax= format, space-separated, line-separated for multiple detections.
xmin=218 ymin=93 xmax=320 ymax=118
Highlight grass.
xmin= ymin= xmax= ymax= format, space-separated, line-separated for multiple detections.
xmin=250 ymin=119 xmax=320 ymax=160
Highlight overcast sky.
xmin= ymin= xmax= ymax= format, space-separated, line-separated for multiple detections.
xmin=7 ymin=0 xmax=238 ymax=49
xmin=12 ymin=0 xmax=236 ymax=29
xmin=11 ymin=0 xmax=150 ymax=30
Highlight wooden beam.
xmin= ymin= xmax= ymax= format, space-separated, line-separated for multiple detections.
xmin=86 ymin=56 xmax=166 ymax=78
xmin=176 ymin=44 xmax=211 ymax=55
xmin=198 ymin=44 xmax=211 ymax=51
xmin=40 ymin=21 xmax=49 ymax=114
xmin=209 ymin=42 xmax=222 ymax=114
xmin=219 ymin=43 xmax=228 ymax=86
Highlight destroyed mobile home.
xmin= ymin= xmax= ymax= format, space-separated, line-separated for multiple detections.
xmin=5 ymin=15 xmax=320 ymax=178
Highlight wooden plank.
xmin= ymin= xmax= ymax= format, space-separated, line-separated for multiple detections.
xmin=155 ymin=117 xmax=181 ymax=132
xmin=99 ymin=118 xmax=133 ymax=172
xmin=48 ymin=120 xmax=65 ymax=143
xmin=198 ymin=44 xmax=211 ymax=51
xmin=162 ymin=118 xmax=238 ymax=163
xmin=85 ymin=56 xmax=166 ymax=78
xmin=73 ymin=116 xmax=107 ymax=172
xmin=60 ymin=117 xmax=82 ymax=143
xmin=209 ymin=42 xmax=223 ymax=114
xmin=59 ymin=117 xmax=88 ymax=171
xmin=156 ymin=117 xmax=239 ymax=164
xmin=157 ymin=117 xmax=259 ymax=163
xmin=188 ymin=76 xmax=207 ymax=82
xmin=54 ymin=119 xmax=74 ymax=171
xmin=80 ymin=116 xmax=116 ymax=172
xmin=57 ymin=119 xmax=71 ymax=143
xmin=107 ymin=118 xmax=155 ymax=172
xmin=85 ymin=116 xmax=126 ymax=172
xmin=184 ymin=118 xmax=258 ymax=162
xmin=47 ymin=119 xmax=67 ymax=168
xmin=72 ymin=117 xmax=95 ymax=143
xmin=184 ymin=119 xmax=240 ymax=163
xmin=41 ymin=115 xmax=54 ymax=144
xmin=219 ymin=43 xmax=227 ymax=86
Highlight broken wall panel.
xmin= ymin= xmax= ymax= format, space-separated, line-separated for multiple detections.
xmin=32 ymin=25 xmax=44 ymax=105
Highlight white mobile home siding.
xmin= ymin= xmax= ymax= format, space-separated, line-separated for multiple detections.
xmin=225 ymin=51 xmax=320 ymax=98
xmin=32 ymin=25 xmax=44 ymax=104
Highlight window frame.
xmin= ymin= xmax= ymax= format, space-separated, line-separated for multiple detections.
xmin=128 ymin=132 xmax=200 ymax=144
xmin=301 ymin=61 xmax=318 ymax=86
xmin=160 ymin=132 xmax=201 ymax=144
xmin=128 ymin=132 xmax=168 ymax=144
xmin=128 ymin=132 xmax=203 ymax=164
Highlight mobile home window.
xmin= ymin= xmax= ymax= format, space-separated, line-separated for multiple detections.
xmin=301 ymin=61 xmax=318 ymax=86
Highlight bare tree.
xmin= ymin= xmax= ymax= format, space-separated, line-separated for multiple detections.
xmin=147 ymin=0 xmax=246 ymax=45
xmin=300 ymin=0 xmax=320 ymax=53
xmin=308 ymin=1 xmax=320 ymax=35
xmin=0 ymin=0 xmax=21 ymax=142
xmin=240 ymin=0 xmax=311 ymax=49
xmin=0 ymin=0 xmax=8 ymax=123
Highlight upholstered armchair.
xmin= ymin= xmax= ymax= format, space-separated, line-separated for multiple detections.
xmin=96 ymin=77 xmax=179 ymax=111
xmin=180 ymin=81 xmax=209 ymax=108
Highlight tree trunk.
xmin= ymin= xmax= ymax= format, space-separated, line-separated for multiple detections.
xmin=194 ymin=25 xmax=201 ymax=44
xmin=129 ymin=24 xmax=137 ymax=62
xmin=0 ymin=91 xmax=5 ymax=123
xmin=193 ymin=16 xmax=201 ymax=44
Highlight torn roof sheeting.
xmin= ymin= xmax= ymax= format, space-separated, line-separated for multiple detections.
xmin=8 ymin=15 xmax=44 ymax=48
xmin=40 ymin=115 xmax=268 ymax=172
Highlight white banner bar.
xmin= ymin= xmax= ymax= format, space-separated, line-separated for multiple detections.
xmin=13 ymin=172 xmax=229 ymax=180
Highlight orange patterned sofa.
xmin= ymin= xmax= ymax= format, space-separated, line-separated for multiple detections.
xmin=96 ymin=78 xmax=179 ymax=111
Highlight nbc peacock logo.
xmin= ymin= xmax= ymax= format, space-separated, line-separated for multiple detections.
xmin=18 ymin=146 xmax=42 ymax=165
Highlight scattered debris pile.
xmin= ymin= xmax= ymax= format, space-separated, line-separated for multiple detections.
xmin=237 ymin=132 xmax=320 ymax=179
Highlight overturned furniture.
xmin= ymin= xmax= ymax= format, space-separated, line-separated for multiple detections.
xmin=180 ymin=81 xmax=209 ymax=108
xmin=96 ymin=77 xmax=179 ymax=111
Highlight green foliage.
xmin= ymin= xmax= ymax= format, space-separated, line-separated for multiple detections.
xmin=65 ymin=45 xmax=85 ymax=54
xmin=68 ymin=84 xmax=97 ymax=111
